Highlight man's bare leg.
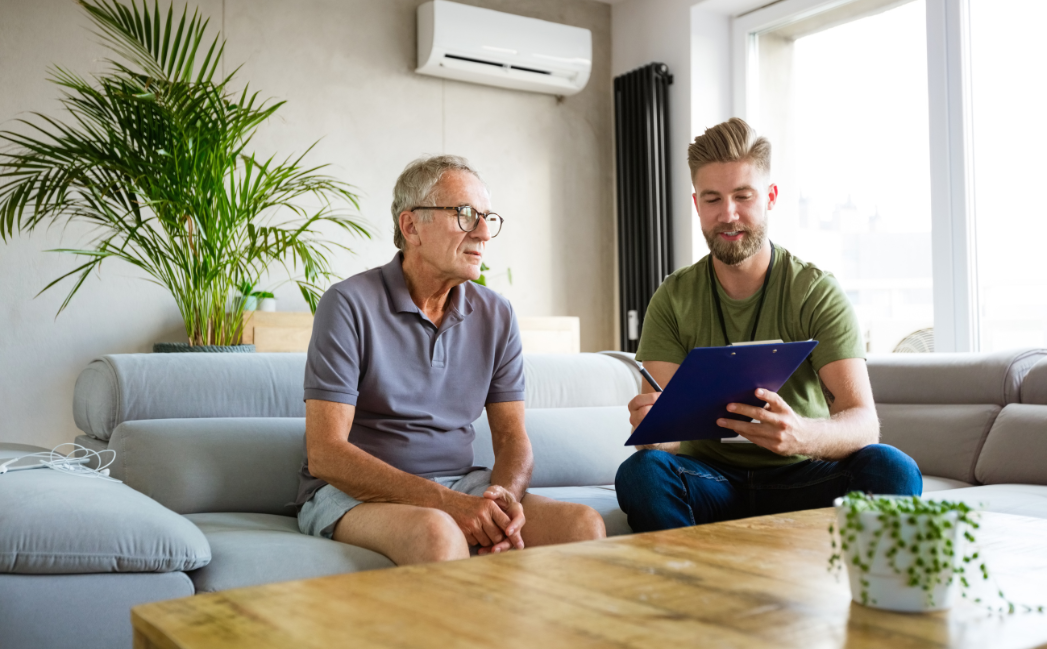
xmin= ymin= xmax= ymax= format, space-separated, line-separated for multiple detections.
xmin=332 ymin=502 xmax=470 ymax=566
xmin=517 ymin=495 xmax=606 ymax=547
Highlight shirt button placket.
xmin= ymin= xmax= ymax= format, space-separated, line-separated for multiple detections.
xmin=432 ymin=332 xmax=446 ymax=368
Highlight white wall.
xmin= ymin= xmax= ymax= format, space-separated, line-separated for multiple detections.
xmin=0 ymin=0 xmax=614 ymax=449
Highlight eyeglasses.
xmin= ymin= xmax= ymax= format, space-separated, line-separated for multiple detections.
xmin=410 ymin=205 xmax=504 ymax=238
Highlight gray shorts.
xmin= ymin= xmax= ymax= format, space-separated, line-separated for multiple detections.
xmin=298 ymin=469 xmax=493 ymax=539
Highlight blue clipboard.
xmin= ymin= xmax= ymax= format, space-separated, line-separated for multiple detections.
xmin=625 ymin=340 xmax=819 ymax=446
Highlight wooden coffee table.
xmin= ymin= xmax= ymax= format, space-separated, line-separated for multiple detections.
xmin=132 ymin=509 xmax=1047 ymax=649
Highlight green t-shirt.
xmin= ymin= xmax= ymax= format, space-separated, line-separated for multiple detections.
xmin=635 ymin=244 xmax=865 ymax=469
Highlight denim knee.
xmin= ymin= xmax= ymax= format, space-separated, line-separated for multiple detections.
xmin=847 ymin=443 xmax=923 ymax=497
xmin=615 ymin=450 xmax=676 ymax=508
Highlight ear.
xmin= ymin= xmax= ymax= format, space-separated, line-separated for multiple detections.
xmin=766 ymin=183 xmax=779 ymax=211
xmin=692 ymin=193 xmax=698 ymax=212
xmin=399 ymin=210 xmax=423 ymax=248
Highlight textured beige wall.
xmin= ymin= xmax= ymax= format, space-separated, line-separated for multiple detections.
xmin=0 ymin=0 xmax=613 ymax=449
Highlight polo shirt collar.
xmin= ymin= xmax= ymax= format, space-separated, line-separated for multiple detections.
xmin=380 ymin=253 xmax=474 ymax=322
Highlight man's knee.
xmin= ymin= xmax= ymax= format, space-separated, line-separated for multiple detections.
xmin=408 ymin=509 xmax=469 ymax=563
xmin=849 ymin=444 xmax=923 ymax=496
xmin=562 ymin=504 xmax=606 ymax=542
xmin=616 ymin=450 xmax=675 ymax=492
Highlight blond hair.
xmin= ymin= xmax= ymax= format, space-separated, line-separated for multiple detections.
xmin=687 ymin=118 xmax=771 ymax=179
xmin=390 ymin=155 xmax=486 ymax=251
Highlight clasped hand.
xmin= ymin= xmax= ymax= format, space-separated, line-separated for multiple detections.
xmin=444 ymin=485 xmax=525 ymax=555
xmin=628 ymin=388 xmax=807 ymax=456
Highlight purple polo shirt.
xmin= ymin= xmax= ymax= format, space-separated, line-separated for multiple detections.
xmin=295 ymin=253 xmax=525 ymax=507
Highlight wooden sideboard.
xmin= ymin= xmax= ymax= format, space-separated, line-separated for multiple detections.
xmin=242 ymin=312 xmax=582 ymax=354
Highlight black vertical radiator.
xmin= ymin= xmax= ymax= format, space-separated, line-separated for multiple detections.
xmin=614 ymin=62 xmax=674 ymax=353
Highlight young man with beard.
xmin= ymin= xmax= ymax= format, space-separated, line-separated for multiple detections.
xmin=614 ymin=118 xmax=922 ymax=532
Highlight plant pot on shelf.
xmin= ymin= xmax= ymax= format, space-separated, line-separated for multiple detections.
xmin=832 ymin=495 xmax=968 ymax=613
xmin=153 ymin=343 xmax=255 ymax=353
xmin=259 ymin=297 xmax=277 ymax=312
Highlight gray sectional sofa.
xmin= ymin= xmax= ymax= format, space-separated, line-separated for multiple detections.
xmin=2 ymin=348 xmax=1047 ymax=648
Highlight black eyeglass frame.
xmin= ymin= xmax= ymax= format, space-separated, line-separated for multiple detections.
xmin=409 ymin=205 xmax=504 ymax=237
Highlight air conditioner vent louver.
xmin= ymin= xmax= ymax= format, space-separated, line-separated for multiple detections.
xmin=443 ymin=54 xmax=553 ymax=76
xmin=417 ymin=0 xmax=592 ymax=96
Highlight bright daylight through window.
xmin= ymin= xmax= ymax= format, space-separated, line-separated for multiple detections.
xmin=752 ymin=0 xmax=932 ymax=353
xmin=969 ymin=0 xmax=1047 ymax=351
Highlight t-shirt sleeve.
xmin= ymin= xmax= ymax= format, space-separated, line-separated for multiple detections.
xmin=486 ymin=303 xmax=526 ymax=404
xmin=303 ymin=288 xmax=361 ymax=405
xmin=800 ymin=272 xmax=866 ymax=371
xmin=635 ymin=279 xmax=688 ymax=365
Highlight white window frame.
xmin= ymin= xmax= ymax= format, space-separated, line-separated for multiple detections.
xmin=731 ymin=0 xmax=979 ymax=352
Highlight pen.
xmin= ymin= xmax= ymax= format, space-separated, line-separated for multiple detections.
xmin=636 ymin=364 xmax=663 ymax=392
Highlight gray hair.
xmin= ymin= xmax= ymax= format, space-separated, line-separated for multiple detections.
xmin=390 ymin=155 xmax=486 ymax=251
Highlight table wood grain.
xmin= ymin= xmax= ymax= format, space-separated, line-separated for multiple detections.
xmin=132 ymin=509 xmax=1047 ymax=649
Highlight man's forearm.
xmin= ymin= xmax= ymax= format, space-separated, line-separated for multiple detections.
xmin=311 ymin=442 xmax=467 ymax=511
xmin=489 ymin=435 xmax=532 ymax=503
xmin=799 ymin=406 xmax=879 ymax=460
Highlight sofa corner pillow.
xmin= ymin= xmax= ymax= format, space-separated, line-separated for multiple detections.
xmin=0 ymin=468 xmax=211 ymax=574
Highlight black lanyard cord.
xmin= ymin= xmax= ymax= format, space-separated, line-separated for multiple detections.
xmin=709 ymin=243 xmax=776 ymax=345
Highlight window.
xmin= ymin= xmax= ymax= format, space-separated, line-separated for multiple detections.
xmin=746 ymin=0 xmax=933 ymax=352
xmin=969 ymin=0 xmax=1047 ymax=351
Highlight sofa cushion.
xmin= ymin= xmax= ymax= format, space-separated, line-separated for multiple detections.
xmin=926 ymin=484 xmax=1047 ymax=520
xmin=868 ymin=348 xmax=1047 ymax=406
xmin=877 ymin=403 xmax=999 ymax=483
xmin=1021 ymin=357 xmax=1047 ymax=405
xmin=73 ymin=353 xmax=309 ymax=441
xmin=923 ymin=476 xmax=973 ymax=492
xmin=523 ymin=354 xmax=639 ymax=408
xmin=0 ymin=572 xmax=194 ymax=649
xmin=975 ymin=404 xmax=1047 ymax=485
xmin=472 ymin=406 xmax=635 ymax=488
xmin=109 ymin=418 xmax=304 ymax=516
xmin=528 ymin=485 xmax=631 ymax=536
xmin=185 ymin=512 xmax=393 ymax=593
xmin=0 ymin=470 xmax=210 ymax=574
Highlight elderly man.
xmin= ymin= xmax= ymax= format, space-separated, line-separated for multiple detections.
xmin=295 ymin=155 xmax=606 ymax=565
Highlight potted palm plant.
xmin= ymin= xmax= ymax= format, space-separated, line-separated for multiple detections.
xmin=0 ymin=0 xmax=368 ymax=349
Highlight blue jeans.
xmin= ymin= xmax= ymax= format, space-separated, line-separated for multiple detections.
xmin=615 ymin=444 xmax=923 ymax=532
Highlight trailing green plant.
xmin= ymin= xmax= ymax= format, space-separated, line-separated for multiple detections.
xmin=829 ymin=492 xmax=1043 ymax=614
xmin=0 ymin=0 xmax=369 ymax=346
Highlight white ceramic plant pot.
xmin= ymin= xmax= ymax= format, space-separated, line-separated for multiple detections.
xmin=259 ymin=297 xmax=277 ymax=312
xmin=834 ymin=497 xmax=964 ymax=613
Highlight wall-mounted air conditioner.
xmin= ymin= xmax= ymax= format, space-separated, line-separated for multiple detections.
xmin=416 ymin=0 xmax=592 ymax=97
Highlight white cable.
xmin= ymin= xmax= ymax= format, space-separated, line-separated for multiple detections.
xmin=0 ymin=443 xmax=122 ymax=483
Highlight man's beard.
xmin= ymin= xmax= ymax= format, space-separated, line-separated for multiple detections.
xmin=703 ymin=222 xmax=767 ymax=266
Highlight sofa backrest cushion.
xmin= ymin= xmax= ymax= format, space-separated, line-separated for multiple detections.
xmin=1020 ymin=357 xmax=1047 ymax=405
xmin=975 ymin=404 xmax=1047 ymax=485
xmin=75 ymin=352 xmax=642 ymax=442
xmin=0 ymin=469 xmax=210 ymax=574
xmin=74 ymin=353 xmax=309 ymax=441
xmin=523 ymin=354 xmax=640 ymax=408
xmin=472 ymin=406 xmax=634 ymax=488
xmin=109 ymin=406 xmax=634 ymax=514
xmin=108 ymin=418 xmax=305 ymax=516
xmin=867 ymin=349 xmax=1047 ymax=406
xmin=876 ymin=404 xmax=999 ymax=483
